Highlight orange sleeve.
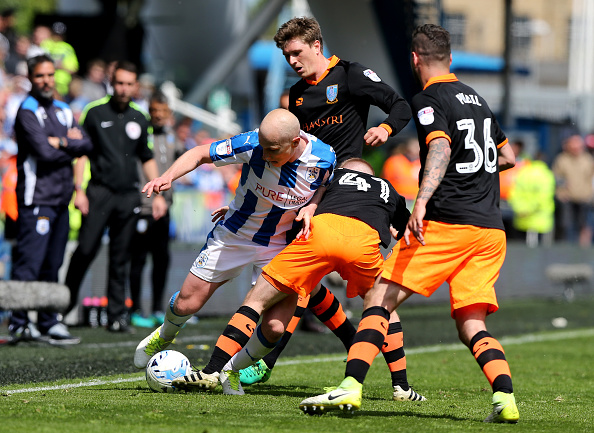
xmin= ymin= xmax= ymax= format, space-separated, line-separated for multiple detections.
xmin=426 ymin=131 xmax=451 ymax=146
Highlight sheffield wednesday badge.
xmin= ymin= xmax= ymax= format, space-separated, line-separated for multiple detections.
xmin=326 ymin=85 xmax=338 ymax=104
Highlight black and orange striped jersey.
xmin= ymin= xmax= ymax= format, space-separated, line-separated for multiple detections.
xmin=315 ymin=168 xmax=410 ymax=247
xmin=411 ymin=73 xmax=508 ymax=230
xmin=289 ymin=56 xmax=411 ymax=163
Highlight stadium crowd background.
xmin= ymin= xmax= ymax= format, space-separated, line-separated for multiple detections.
xmin=0 ymin=2 xmax=593 ymax=323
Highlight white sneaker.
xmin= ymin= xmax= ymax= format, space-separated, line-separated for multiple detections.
xmin=134 ymin=325 xmax=173 ymax=369
xmin=220 ymin=370 xmax=244 ymax=395
xmin=45 ymin=323 xmax=80 ymax=345
xmin=393 ymin=385 xmax=426 ymax=401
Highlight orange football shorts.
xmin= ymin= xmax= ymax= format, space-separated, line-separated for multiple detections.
xmin=263 ymin=213 xmax=384 ymax=299
xmin=382 ymin=220 xmax=506 ymax=317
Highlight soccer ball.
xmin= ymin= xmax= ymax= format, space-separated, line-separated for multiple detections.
xmin=146 ymin=350 xmax=191 ymax=393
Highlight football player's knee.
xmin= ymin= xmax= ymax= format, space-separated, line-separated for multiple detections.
xmin=261 ymin=319 xmax=285 ymax=342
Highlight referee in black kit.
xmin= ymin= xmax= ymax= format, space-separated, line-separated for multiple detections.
xmin=65 ymin=61 xmax=167 ymax=333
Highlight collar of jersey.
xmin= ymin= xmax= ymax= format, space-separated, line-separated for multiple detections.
xmin=423 ymin=73 xmax=458 ymax=90
xmin=306 ymin=55 xmax=340 ymax=85
xmin=295 ymin=130 xmax=313 ymax=163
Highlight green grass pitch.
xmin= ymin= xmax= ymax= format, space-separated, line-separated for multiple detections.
xmin=1 ymin=296 xmax=593 ymax=432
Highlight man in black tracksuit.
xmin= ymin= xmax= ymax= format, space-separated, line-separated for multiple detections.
xmin=64 ymin=61 xmax=166 ymax=332
xmin=10 ymin=54 xmax=92 ymax=343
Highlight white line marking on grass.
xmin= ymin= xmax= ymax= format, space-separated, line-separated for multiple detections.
xmin=3 ymin=377 xmax=145 ymax=395
xmin=3 ymin=328 xmax=593 ymax=395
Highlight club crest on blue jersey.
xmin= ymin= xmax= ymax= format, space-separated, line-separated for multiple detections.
xmin=326 ymin=85 xmax=338 ymax=104
xmin=36 ymin=217 xmax=50 ymax=235
xmin=306 ymin=167 xmax=320 ymax=182
xmin=195 ymin=250 xmax=209 ymax=268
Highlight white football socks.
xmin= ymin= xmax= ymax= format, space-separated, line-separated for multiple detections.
xmin=160 ymin=291 xmax=194 ymax=340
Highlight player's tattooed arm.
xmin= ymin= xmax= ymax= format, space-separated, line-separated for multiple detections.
xmin=417 ymin=137 xmax=451 ymax=203
xmin=406 ymin=137 xmax=450 ymax=246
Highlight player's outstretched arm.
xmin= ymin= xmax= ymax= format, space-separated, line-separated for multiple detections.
xmin=143 ymin=144 xmax=213 ymax=197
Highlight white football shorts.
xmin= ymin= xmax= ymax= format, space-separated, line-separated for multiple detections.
xmin=189 ymin=223 xmax=287 ymax=283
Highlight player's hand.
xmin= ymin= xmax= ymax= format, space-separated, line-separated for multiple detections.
xmin=407 ymin=205 xmax=426 ymax=246
xmin=295 ymin=203 xmax=316 ymax=240
xmin=152 ymin=195 xmax=168 ymax=220
xmin=211 ymin=206 xmax=229 ymax=223
xmin=364 ymin=126 xmax=389 ymax=147
xmin=142 ymin=176 xmax=172 ymax=198
xmin=74 ymin=190 xmax=89 ymax=216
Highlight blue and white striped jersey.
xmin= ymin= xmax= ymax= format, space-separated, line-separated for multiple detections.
xmin=210 ymin=129 xmax=336 ymax=247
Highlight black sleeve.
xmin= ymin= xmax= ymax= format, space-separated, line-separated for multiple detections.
xmin=347 ymin=62 xmax=412 ymax=135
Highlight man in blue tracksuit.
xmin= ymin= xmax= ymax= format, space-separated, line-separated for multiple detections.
xmin=9 ymin=54 xmax=92 ymax=343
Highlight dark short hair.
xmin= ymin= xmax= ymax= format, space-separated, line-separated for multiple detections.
xmin=113 ymin=60 xmax=138 ymax=77
xmin=27 ymin=54 xmax=55 ymax=77
xmin=149 ymin=90 xmax=169 ymax=106
xmin=274 ymin=16 xmax=324 ymax=52
xmin=411 ymin=24 xmax=451 ymax=63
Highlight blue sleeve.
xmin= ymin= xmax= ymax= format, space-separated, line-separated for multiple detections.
xmin=210 ymin=130 xmax=258 ymax=166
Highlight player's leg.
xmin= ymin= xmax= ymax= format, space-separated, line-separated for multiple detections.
xmin=242 ymin=282 xmax=356 ymax=385
xmin=241 ymin=293 xmax=308 ymax=385
xmin=299 ymin=277 xmax=414 ymax=414
xmin=134 ymin=273 xmax=225 ymax=369
xmin=308 ymin=283 xmax=356 ymax=348
xmin=451 ymin=226 xmax=518 ymax=423
xmin=219 ymin=289 xmax=298 ymax=394
xmin=382 ymin=309 xmax=426 ymax=401
xmin=173 ymin=271 xmax=293 ymax=393
xmin=456 ymin=305 xmax=518 ymax=423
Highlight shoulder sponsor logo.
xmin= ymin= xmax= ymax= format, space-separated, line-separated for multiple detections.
xmin=101 ymin=121 xmax=114 ymax=128
xmin=417 ymin=106 xmax=434 ymax=126
xmin=363 ymin=69 xmax=381 ymax=82
xmin=125 ymin=121 xmax=142 ymax=140
xmin=56 ymin=110 xmax=67 ymax=126
xmin=215 ymin=139 xmax=233 ymax=156
xmin=326 ymin=85 xmax=338 ymax=104
xmin=36 ymin=217 xmax=50 ymax=235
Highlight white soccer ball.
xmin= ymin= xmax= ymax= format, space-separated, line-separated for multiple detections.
xmin=146 ymin=350 xmax=191 ymax=393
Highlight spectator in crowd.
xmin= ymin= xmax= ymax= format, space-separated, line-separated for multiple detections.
xmin=41 ymin=22 xmax=79 ymax=97
xmin=381 ymin=137 xmax=421 ymax=210
xmin=5 ymin=35 xmax=30 ymax=76
xmin=0 ymin=8 xmax=17 ymax=56
xmin=0 ymin=104 xmax=18 ymax=243
xmin=552 ymin=134 xmax=594 ymax=247
xmin=129 ymin=91 xmax=185 ymax=328
xmin=3 ymin=73 xmax=31 ymax=137
xmin=175 ymin=118 xmax=197 ymax=151
xmin=508 ymin=152 xmax=555 ymax=247
xmin=64 ymin=61 xmax=166 ymax=333
xmin=9 ymin=54 xmax=92 ymax=343
xmin=26 ymin=24 xmax=51 ymax=59
xmin=80 ymin=58 xmax=108 ymax=103
xmin=499 ymin=139 xmax=530 ymax=239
